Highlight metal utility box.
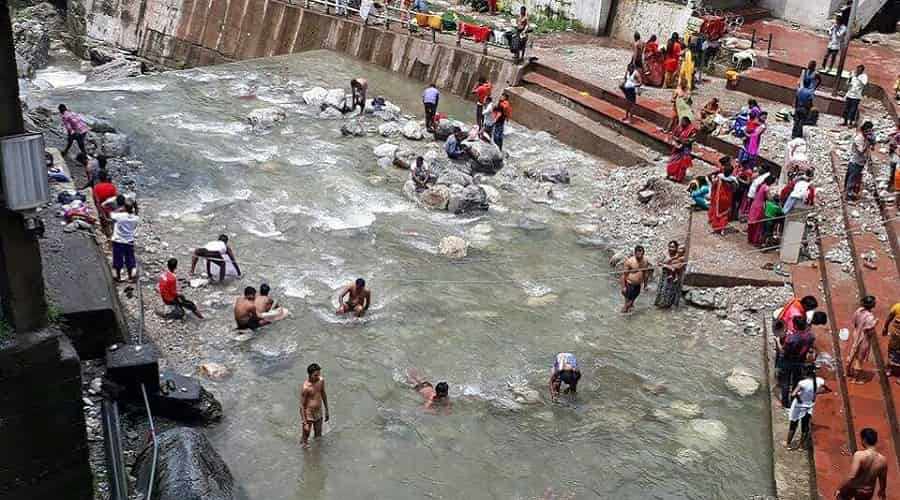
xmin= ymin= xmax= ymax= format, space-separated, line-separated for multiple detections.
xmin=0 ymin=132 xmax=49 ymax=211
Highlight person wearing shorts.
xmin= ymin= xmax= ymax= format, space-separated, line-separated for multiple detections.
xmin=110 ymin=203 xmax=139 ymax=282
xmin=190 ymin=234 xmax=242 ymax=282
xmin=622 ymin=62 xmax=642 ymax=124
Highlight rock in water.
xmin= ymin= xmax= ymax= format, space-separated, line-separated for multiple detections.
xmin=378 ymin=122 xmax=401 ymax=138
xmin=448 ymin=184 xmax=488 ymax=214
xmin=199 ymin=362 xmax=231 ymax=381
xmin=526 ymin=294 xmax=559 ymax=307
xmin=99 ymin=133 xmax=130 ymax=157
xmin=302 ymin=87 xmax=328 ymax=106
xmin=690 ymin=419 xmax=727 ymax=441
xmin=525 ymin=166 xmax=570 ymax=184
xmin=573 ymin=224 xmax=599 ymax=236
xmin=439 ymin=236 xmax=468 ymax=258
xmin=725 ymin=367 xmax=760 ymax=397
xmin=402 ymin=121 xmax=424 ymax=140
xmin=340 ymin=119 xmax=365 ymax=137
xmin=436 ymin=169 xmax=472 ymax=187
xmin=246 ymin=107 xmax=286 ymax=128
xmin=373 ymin=143 xmax=398 ymax=158
xmin=318 ymin=107 xmax=342 ymax=119
xmin=669 ymin=401 xmax=703 ymax=419
xmin=434 ymin=119 xmax=455 ymax=141
xmin=420 ymin=185 xmax=451 ymax=210
xmin=81 ymin=115 xmax=116 ymax=134
xmin=480 ymin=184 xmax=501 ymax=204
xmin=324 ymin=88 xmax=346 ymax=108
xmin=87 ymin=58 xmax=143 ymax=81
xmin=402 ymin=179 xmax=418 ymax=201
xmin=674 ymin=448 xmax=703 ymax=467
xmin=134 ymin=427 xmax=235 ymax=500
xmin=465 ymin=141 xmax=504 ymax=175
xmin=683 ymin=288 xmax=727 ymax=310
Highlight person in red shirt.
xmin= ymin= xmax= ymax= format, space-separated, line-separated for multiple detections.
xmin=471 ymin=77 xmax=492 ymax=130
xmin=159 ymin=258 xmax=203 ymax=319
xmin=92 ymin=170 xmax=118 ymax=236
xmin=663 ymin=33 xmax=682 ymax=88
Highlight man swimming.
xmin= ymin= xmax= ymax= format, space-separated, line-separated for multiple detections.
xmin=336 ymin=278 xmax=370 ymax=317
xmin=406 ymin=368 xmax=449 ymax=411
xmin=190 ymin=234 xmax=242 ymax=282
xmin=300 ymin=363 xmax=330 ymax=447
xmin=350 ymin=78 xmax=368 ymax=113
xmin=549 ymin=352 xmax=581 ymax=401
xmin=234 ymin=286 xmax=270 ymax=330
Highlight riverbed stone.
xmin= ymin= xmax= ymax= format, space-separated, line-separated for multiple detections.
xmin=402 ymin=121 xmax=425 ymax=140
xmin=674 ymin=448 xmax=703 ymax=467
xmin=434 ymin=119 xmax=455 ymax=141
xmin=526 ymin=294 xmax=559 ymax=307
xmin=324 ymin=88 xmax=345 ymax=108
xmin=436 ymin=169 xmax=472 ymax=187
xmin=508 ymin=382 xmax=541 ymax=404
xmin=669 ymin=401 xmax=703 ymax=419
xmin=466 ymin=140 xmax=503 ymax=175
xmin=302 ymin=86 xmax=328 ymax=106
xmin=690 ymin=419 xmax=727 ymax=441
xmin=318 ymin=107 xmax=342 ymax=119
xmin=81 ymin=114 xmax=116 ymax=134
xmin=574 ymin=223 xmax=600 ymax=236
xmin=525 ymin=165 xmax=570 ymax=184
xmin=99 ymin=133 xmax=130 ymax=157
xmin=725 ymin=367 xmax=760 ymax=397
xmin=420 ymin=185 xmax=451 ymax=210
xmin=13 ymin=13 xmax=51 ymax=73
xmin=199 ymin=362 xmax=230 ymax=381
xmin=87 ymin=58 xmax=143 ymax=81
xmin=402 ymin=179 xmax=417 ymax=201
xmin=684 ymin=288 xmax=728 ymax=310
xmin=245 ymin=107 xmax=286 ymax=128
xmin=439 ymin=236 xmax=468 ymax=258
xmin=340 ymin=119 xmax=365 ymax=137
xmin=134 ymin=427 xmax=235 ymax=500
xmin=373 ymin=143 xmax=398 ymax=158
xmin=378 ymin=122 xmax=401 ymax=138
xmin=480 ymin=184 xmax=501 ymax=204
xmin=447 ymin=184 xmax=487 ymax=214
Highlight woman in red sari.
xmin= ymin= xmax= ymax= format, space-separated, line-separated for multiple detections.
xmin=642 ymin=35 xmax=664 ymax=87
xmin=666 ymin=116 xmax=697 ymax=182
xmin=747 ymin=175 xmax=775 ymax=246
xmin=708 ymin=157 xmax=738 ymax=234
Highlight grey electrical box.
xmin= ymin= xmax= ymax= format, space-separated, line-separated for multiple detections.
xmin=0 ymin=132 xmax=49 ymax=211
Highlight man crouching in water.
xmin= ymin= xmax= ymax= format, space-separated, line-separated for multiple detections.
xmin=406 ymin=368 xmax=450 ymax=412
xmin=549 ymin=352 xmax=580 ymax=402
xmin=336 ymin=278 xmax=371 ymax=317
xmin=235 ymin=286 xmax=270 ymax=330
xmin=300 ymin=363 xmax=330 ymax=447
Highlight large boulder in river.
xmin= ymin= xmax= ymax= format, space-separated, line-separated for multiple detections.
xmin=324 ymin=88 xmax=346 ymax=109
xmin=302 ymin=87 xmax=328 ymax=106
xmin=420 ymin=185 xmax=451 ymax=210
xmin=465 ymin=141 xmax=503 ymax=175
xmin=340 ymin=119 xmax=365 ymax=137
xmin=373 ymin=143 xmax=398 ymax=158
xmin=725 ymin=368 xmax=760 ymax=397
xmin=99 ymin=133 xmax=130 ymax=157
xmin=81 ymin=114 xmax=116 ymax=134
xmin=448 ymin=184 xmax=488 ymax=214
xmin=433 ymin=119 xmax=460 ymax=141
xmin=134 ymin=427 xmax=235 ymax=500
xmin=246 ymin=107 xmax=286 ymax=128
xmin=439 ymin=236 xmax=468 ymax=258
xmin=87 ymin=58 xmax=144 ymax=81
xmin=402 ymin=121 xmax=424 ymax=140
xmin=436 ymin=169 xmax=472 ymax=187
xmin=525 ymin=166 xmax=570 ymax=184
xmin=378 ymin=122 xmax=401 ymax=138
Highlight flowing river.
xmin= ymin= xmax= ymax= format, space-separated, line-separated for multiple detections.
xmin=33 ymin=50 xmax=775 ymax=499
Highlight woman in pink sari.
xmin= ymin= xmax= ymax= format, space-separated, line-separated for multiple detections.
xmin=847 ymin=295 xmax=878 ymax=384
xmin=665 ymin=116 xmax=697 ymax=182
xmin=739 ymin=111 xmax=768 ymax=168
xmin=747 ymin=175 xmax=775 ymax=246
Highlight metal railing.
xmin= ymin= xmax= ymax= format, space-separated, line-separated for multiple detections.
xmin=135 ymin=258 xmax=159 ymax=500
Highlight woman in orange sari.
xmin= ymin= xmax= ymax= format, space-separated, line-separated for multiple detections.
xmin=665 ymin=116 xmax=697 ymax=182
xmin=708 ymin=157 xmax=737 ymax=234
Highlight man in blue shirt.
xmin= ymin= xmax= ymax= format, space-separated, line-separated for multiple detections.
xmin=423 ymin=83 xmax=440 ymax=132
xmin=445 ymin=127 xmax=468 ymax=159
xmin=413 ymin=0 xmax=428 ymax=12
xmin=793 ymin=85 xmax=814 ymax=138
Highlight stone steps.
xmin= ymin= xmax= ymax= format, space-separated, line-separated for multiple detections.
xmin=734 ymin=67 xmax=846 ymax=116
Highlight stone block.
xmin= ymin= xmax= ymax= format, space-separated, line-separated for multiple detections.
xmin=106 ymin=344 xmax=160 ymax=392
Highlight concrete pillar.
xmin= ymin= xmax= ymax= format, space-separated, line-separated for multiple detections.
xmin=0 ymin=0 xmax=49 ymax=332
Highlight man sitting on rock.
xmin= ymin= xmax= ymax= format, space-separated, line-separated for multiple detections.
xmin=549 ymin=352 xmax=580 ymax=401
xmin=411 ymin=156 xmax=433 ymax=192
xmin=235 ymin=286 xmax=269 ymax=330
xmin=336 ymin=278 xmax=370 ymax=317
xmin=255 ymin=283 xmax=290 ymax=322
xmin=445 ymin=127 xmax=470 ymax=160
xmin=158 ymin=258 xmax=203 ymax=320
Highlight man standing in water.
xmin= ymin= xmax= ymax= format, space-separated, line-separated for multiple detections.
xmin=350 ymin=78 xmax=368 ymax=113
xmin=422 ymin=83 xmax=440 ymax=132
xmin=549 ymin=352 xmax=580 ymax=401
xmin=617 ymin=245 xmax=650 ymax=313
xmin=191 ymin=234 xmax=242 ymax=282
xmin=300 ymin=363 xmax=330 ymax=447
xmin=234 ymin=286 xmax=269 ymax=330
xmin=835 ymin=428 xmax=887 ymax=499
xmin=336 ymin=278 xmax=371 ymax=317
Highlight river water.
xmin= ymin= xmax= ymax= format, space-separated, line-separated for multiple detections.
xmin=34 ymin=50 xmax=774 ymax=499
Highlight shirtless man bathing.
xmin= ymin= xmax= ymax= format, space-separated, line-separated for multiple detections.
xmin=254 ymin=283 xmax=290 ymax=322
xmin=406 ymin=368 xmax=450 ymax=412
xmin=616 ymin=245 xmax=650 ymax=313
xmin=234 ymin=286 xmax=270 ymax=330
xmin=300 ymin=363 xmax=330 ymax=447
xmin=835 ymin=428 xmax=888 ymax=499
xmin=336 ymin=278 xmax=371 ymax=317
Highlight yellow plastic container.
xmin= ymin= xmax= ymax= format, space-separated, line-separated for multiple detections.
xmin=726 ymin=69 xmax=739 ymax=81
xmin=416 ymin=13 xmax=429 ymax=27
xmin=428 ymin=15 xmax=442 ymax=31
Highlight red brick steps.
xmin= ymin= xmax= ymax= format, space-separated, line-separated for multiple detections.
xmin=734 ymin=67 xmax=846 ymax=116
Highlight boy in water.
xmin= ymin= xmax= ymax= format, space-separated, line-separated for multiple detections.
xmin=336 ymin=278 xmax=371 ymax=317
xmin=300 ymin=363 xmax=330 ymax=447
xmin=406 ymin=368 xmax=450 ymax=411
xmin=548 ymin=352 xmax=581 ymax=401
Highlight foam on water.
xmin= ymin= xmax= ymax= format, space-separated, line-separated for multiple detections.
xmin=77 ymin=79 xmax=168 ymax=92
xmin=34 ymin=66 xmax=86 ymax=87
xmin=521 ymin=281 xmax=554 ymax=297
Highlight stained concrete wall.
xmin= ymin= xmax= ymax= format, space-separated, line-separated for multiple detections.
xmin=756 ymin=0 xmax=842 ymax=30
xmin=0 ymin=329 xmax=93 ymax=500
xmin=509 ymin=0 xmax=612 ymax=34
xmin=608 ymin=0 xmax=693 ymax=42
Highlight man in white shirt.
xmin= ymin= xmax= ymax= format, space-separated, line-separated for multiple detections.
xmin=823 ymin=16 xmax=847 ymax=73
xmin=110 ymin=203 xmax=139 ymax=282
xmin=190 ymin=234 xmax=242 ymax=282
xmin=843 ymin=65 xmax=868 ymax=127
xmin=786 ymin=366 xmax=830 ymax=449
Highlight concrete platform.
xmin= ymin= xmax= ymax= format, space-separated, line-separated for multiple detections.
xmin=735 ymin=67 xmax=847 ymax=116
xmin=39 ymin=149 xmax=126 ymax=359
xmin=683 ymin=209 xmax=787 ymax=287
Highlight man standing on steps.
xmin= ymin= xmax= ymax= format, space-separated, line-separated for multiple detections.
xmin=823 ymin=15 xmax=847 ymax=74
xmin=835 ymin=428 xmax=887 ymax=499
xmin=422 ymin=83 xmax=440 ymax=133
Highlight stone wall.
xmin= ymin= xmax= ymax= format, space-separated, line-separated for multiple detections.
xmin=755 ymin=0 xmax=841 ymax=31
xmin=509 ymin=0 xmax=613 ymax=34
xmin=0 ymin=329 xmax=93 ymax=500
xmin=68 ymin=0 xmax=523 ymax=97
xmin=608 ymin=0 xmax=693 ymax=42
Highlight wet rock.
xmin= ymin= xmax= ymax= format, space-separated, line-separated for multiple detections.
xmin=323 ymin=88 xmax=346 ymax=109
xmin=674 ymin=448 xmax=703 ymax=467
xmin=669 ymin=401 xmax=703 ymax=419
xmin=133 ymin=427 xmax=235 ymax=500
xmin=378 ymin=122 xmax=401 ymax=138
xmin=402 ymin=179 xmax=417 ymax=201
xmin=419 ymin=185 xmax=451 ymax=210
xmin=401 ymin=121 xmax=424 ymax=140
xmin=465 ymin=141 xmax=503 ymax=175
xmin=480 ymin=184 xmax=501 ymax=204
xmin=434 ymin=119 xmax=455 ymax=141
xmin=525 ymin=165 xmax=570 ymax=184
xmin=574 ymin=223 xmax=599 ymax=236
xmin=683 ymin=288 xmax=727 ymax=310
xmin=526 ymin=294 xmax=559 ymax=306
xmin=318 ymin=107 xmax=342 ymax=119
xmin=245 ymin=107 xmax=286 ymax=129
xmin=508 ymin=382 xmax=541 ymax=404
xmin=99 ymin=133 xmax=130 ymax=157
xmin=340 ymin=119 xmax=365 ymax=137
xmin=448 ymin=184 xmax=488 ymax=214
xmin=393 ymin=147 xmax=418 ymax=167
xmin=376 ymin=157 xmax=393 ymax=169
xmin=302 ymin=86 xmax=328 ymax=106
xmin=690 ymin=419 xmax=727 ymax=441
xmin=373 ymin=143 xmax=398 ymax=158
xmin=82 ymin=115 xmax=116 ymax=134
xmin=87 ymin=58 xmax=143 ymax=81
xmin=439 ymin=236 xmax=468 ymax=258
xmin=436 ymin=169 xmax=472 ymax=187
xmin=638 ymin=190 xmax=656 ymax=203
xmin=199 ymin=362 xmax=231 ymax=381
xmin=641 ymin=216 xmax=659 ymax=227
xmin=88 ymin=45 xmax=122 ymax=65
xmin=725 ymin=367 xmax=759 ymax=397
xmin=189 ymin=278 xmax=208 ymax=288
xmin=32 ymin=78 xmax=53 ymax=90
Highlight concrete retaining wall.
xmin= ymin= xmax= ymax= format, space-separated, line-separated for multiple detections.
xmin=756 ymin=0 xmax=841 ymax=31
xmin=68 ymin=0 xmax=523 ymax=97
xmin=608 ymin=0 xmax=692 ymax=42
xmin=0 ymin=329 xmax=93 ymax=500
